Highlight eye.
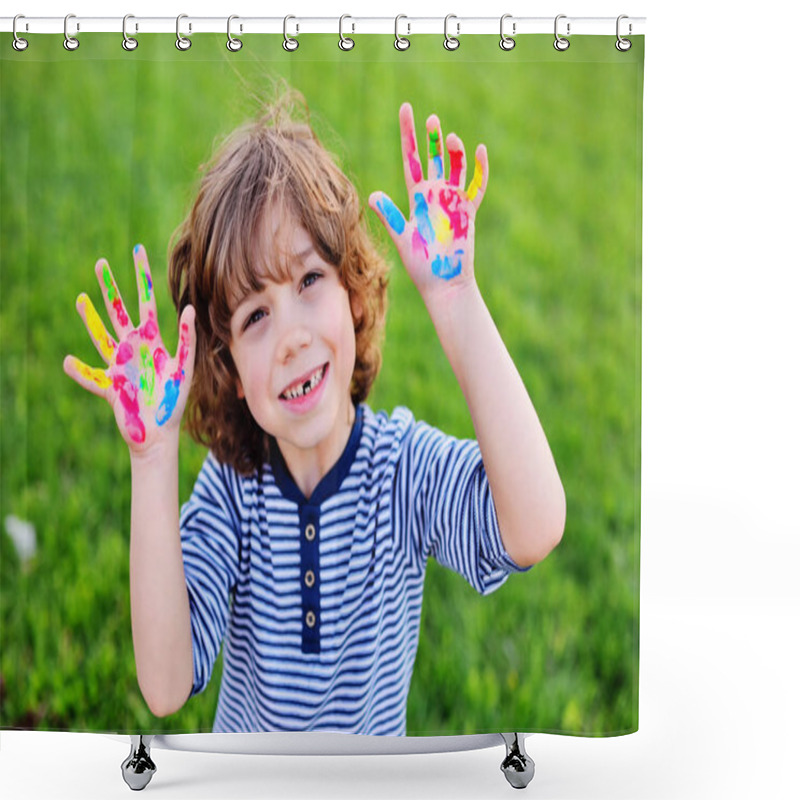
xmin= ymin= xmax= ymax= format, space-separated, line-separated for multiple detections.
xmin=301 ymin=271 xmax=322 ymax=290
xmin=243 ymin=308 xmax=267 ymax=331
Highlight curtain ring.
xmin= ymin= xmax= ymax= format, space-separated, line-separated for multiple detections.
xmin=554 ymin=14 xmax=570 ymax=51
xmin=339 ymin=15 xmax=354 ymax=50
xmin=227 ymin=15 xmax=243 ymax=51
xmin=616 ymin=15 xmax=632 ymax=51
xmin=394 ymin=15 xmax=410 ymax=50
xmin=443 ymin=14 xmax=460 ymax=51
xmin=122 ymin=14 xmax=138 ymax=51
xmin=64 ymin=13 xmax=80 ymax=51
xmin=283 ymin=15 xmax=299 ymax=51
xmin=12 ymin=15 xmax=29 ymax=51
xmin=499 ymin=14 xmax=515 ymax=51
xmin=176 ymin=14 xmax=191 ymax=51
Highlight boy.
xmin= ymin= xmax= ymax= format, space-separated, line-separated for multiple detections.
xmin=64 ymin=97 xmax=565 ymax=734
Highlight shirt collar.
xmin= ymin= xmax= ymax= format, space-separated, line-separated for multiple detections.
xmin=268 ymin=404 xmax=364 ymax=507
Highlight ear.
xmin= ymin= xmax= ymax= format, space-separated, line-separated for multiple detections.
xmin=350 ymin=293 xmax=364 ymax=328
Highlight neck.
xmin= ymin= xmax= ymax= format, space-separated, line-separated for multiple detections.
xmin=276 ymin=402 xmax=356 ymax=500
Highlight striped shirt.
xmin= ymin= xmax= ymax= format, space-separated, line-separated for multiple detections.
xmin=180 ymin=404 xmax=528 ymax=734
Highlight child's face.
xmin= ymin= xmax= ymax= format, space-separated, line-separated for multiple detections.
xmin=229 ymin=219 xmax=358 ymax=462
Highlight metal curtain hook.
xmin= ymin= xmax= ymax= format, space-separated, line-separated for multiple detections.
xmin=554 ymin=14 xmax=570 ymax=51
xmin=444 ymin=14 xmax=460 ymax=51
xmin=227 ymin=15 xmax=243 ymax=51
xmin=499 ymin=14 xmax=515 ymax=51
xmin=283 ymin=15 xmax=299 ymax=51
xmin=616 ymin=14 xmax=632 ymax=51
xmin=176 ymin=14 xmax=191 ymax=50
xmin=339 ymin=14 xmax=354 ymax=50
xmin=12 ymin=14 xmax=29 ymax=51
xmin=122 ymin=14 xmax=138 ymax=51
xmin=394 ymin=14 xmax=410 ymax=50
xmin=64 ymin=13 xmax=79 ymax=51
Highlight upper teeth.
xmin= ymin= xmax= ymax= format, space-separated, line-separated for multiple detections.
xmin=283 ymin=366 xmax=325 ymax=400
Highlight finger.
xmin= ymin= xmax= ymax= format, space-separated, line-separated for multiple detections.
xmin=177 ymin=305 xmax=197 ymax=385
xmin=426 ymin=115 xmax=445 ymax=181
xmin=369 ymin=191 xmax=407 ymax=247
xmin=133 ymin=244 xmax=159 ymax=337
xmin=76 ymin=293 xmax=117 ymax=364
xmin=446 ymin=133 xmax=467 ymax=191
xmin=155 ymin=305 xmax=196 ymax=428
xmin=95 ymin=258 xmax=133 ymax=339
xmin=467 ymin=143 xmax=489 ymax=209
xmin=399 ymin=102 xmax=424 ymax=190
xmin=63 ymin=355 xmax=112 ymax=398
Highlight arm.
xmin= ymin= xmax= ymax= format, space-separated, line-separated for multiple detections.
xmin=129 ymin=436 xmax=194 ymax=717
xmin=371 ymin=104 xmax=565 ymax=567
xmin=64 ymin=245 xmax=197 ymax=715
xmin=424 ymin=283 xmax=565 ymax=567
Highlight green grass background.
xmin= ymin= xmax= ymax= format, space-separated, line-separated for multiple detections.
xmin=0 ymin=34 xmax=643 ymax=736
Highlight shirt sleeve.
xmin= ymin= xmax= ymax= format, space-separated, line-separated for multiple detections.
xmin=397 ymin=414 xmax=532 ymax=595
xmin=180 ymin=453 xmax=242 ymax=697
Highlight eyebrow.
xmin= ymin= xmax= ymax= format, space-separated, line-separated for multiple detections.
xmin=293 ymin=244 xmax=316 ymax=264
xmin=232 ymin=244 xmax=321 ymax=313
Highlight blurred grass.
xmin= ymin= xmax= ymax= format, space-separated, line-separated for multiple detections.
xmin=1 ymin=34 xmax=643 ymax=735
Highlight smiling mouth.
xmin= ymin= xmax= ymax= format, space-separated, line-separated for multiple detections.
xmin=279 ymin=363 xmax=328 ymax=401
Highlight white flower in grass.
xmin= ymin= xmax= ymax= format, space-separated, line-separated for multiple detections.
xmin=4 ymin=515 xmax=37 ymax=567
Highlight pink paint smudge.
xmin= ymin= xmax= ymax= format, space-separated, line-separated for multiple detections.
xmin=116 ymin=342 xmax=134 ymax=366
xmin=412 ymin=229 xmax=429 ymax=259
xmin=113 ymin=298 xmax=129 ymax=328
xmin=439 ymin=188 xmax=470 ymax=240
xmin=113 ymin=374 xmax=146 ymax=443
xmin=141 ymin=316 xmax=158 ymax=341
xmin=405 ymin=129 xmax=423 ymax=183
xmin=153 ymin=347 xmax=168 ymax=378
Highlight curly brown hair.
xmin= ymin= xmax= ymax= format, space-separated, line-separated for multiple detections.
xmin=168 ymin=94 xmax=389 ymax=475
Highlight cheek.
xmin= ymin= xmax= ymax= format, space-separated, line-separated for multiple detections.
xmin=337 ymin=299 xmax=358 ymax=370
xmin=228 ymin=346 xmax=251 ymax=400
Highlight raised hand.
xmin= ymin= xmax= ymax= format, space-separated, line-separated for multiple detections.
xmin=63 ymin=244 xmax=196 ymax=453
xmin=370 ymin=102 xmax=489 ymax=300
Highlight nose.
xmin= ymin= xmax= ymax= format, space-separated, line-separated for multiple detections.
xmin=275 ymin=310 xmax=312 ymax=364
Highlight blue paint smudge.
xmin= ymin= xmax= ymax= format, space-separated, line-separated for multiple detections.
xmin=431 ymin=249 xmax=464 ymax=281
xmin=156 ymin=378 xmax=181 ymax=426
xmin=134 ymin=243 xmax=142 ymax=254
xmin=377 ymin=196 xmax=405 ymax=235
xmin=414 ymin=193 xmax=435 ymax=245
xmin=433 ymin=156 xmax=443 ymax=179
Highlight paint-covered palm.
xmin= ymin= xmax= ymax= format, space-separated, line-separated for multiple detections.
xmin=63 ymin=245 xmax=196 ymax=453
xmin=370 ymin=103 xmax=489 ymax=299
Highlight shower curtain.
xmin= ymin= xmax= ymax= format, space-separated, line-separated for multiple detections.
xmin=1 ymin=28 xmax=644 ymax=738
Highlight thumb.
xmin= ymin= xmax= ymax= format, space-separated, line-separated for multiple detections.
xmin=176 ymin=304 xmax=197 ymax=388
xmin=154 ymin=305 xmax=196 ymax=429
xmin=369 ymin=191 xmax=407 ymax=248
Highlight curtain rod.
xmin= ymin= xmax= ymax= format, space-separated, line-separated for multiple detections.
xmin=1 ymin=16 xmax=646 ymax=37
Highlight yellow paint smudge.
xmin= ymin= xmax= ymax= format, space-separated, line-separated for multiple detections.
xmin=432 ymin=209 xmax=454 ymax=245
xmin=467 ymin=159 xmax=484 ymax=201
xmin=73 ymin=358 xmax=112 ymax=390
xmin=78 ymin=294 xmax=115 ymax=362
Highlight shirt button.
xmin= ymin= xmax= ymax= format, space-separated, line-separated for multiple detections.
xmin=304 ymin=570 xmax=316 ymax=588
xmin=305 ymin=610 xmax=316 ymax=628
xmin=305 ymin=523 xmax=316 ymax=541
